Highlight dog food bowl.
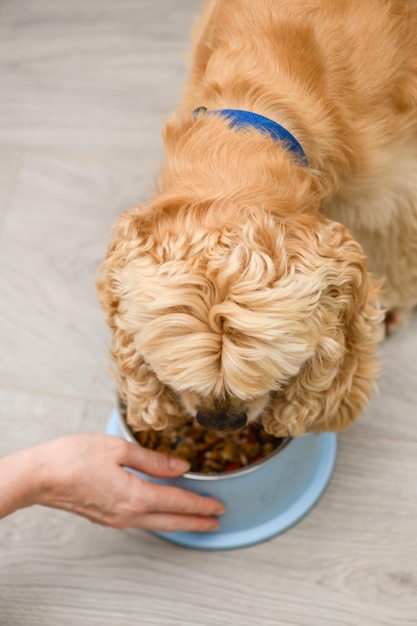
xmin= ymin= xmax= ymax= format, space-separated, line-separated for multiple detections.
xmin=106 ymin=408 xmax=337 ymax=550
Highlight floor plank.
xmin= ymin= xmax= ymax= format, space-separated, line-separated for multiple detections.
xmin=0 ymin=149 xmax=20 ymax=227
xmin=1 ymin=0 xmax=417 ymax=624
xmin=349 ymin=314 xmax=417 ymax=440
xmin=1 ymin=392 xmax=417 ymax=626
xmin=0 ymin=152 xmax=161 ymax=400
xmin=0 ymin=0 xmax=199 ymax=153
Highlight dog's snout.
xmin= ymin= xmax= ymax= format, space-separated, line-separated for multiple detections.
xmin=196 ymin=410 xmax=247 ymax=432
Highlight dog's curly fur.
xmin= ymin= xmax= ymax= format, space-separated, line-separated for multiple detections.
xmin=98 ymin=0 xmax=417 ymax=437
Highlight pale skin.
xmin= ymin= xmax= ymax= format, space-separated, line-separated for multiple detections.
xmin=0 ymin=433 xmax=225 ymax=532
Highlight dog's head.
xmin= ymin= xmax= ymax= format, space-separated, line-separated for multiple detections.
xmin=98 ymin=189 xmax=382 ymax=437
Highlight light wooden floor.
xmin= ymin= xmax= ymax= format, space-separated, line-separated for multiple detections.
xmin=1 ymin=1 xmax=417 ymax=624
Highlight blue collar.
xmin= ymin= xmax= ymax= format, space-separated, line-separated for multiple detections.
xmin=193 ymin=107 xmax=308 ymax=166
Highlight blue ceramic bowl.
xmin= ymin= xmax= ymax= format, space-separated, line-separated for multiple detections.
xmin=106 ymin=408 xmax=337 ymax=550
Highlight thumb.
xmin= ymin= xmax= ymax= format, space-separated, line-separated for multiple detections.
xmin=121 ymin=442 xmax=191 ymax=477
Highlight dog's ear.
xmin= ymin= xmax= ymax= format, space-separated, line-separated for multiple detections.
xmin=97 ymin=208 xmax=188 ymax=430
xmin=109 ymin=335 xmax=188 ymax=431
xmin=262 ymin=218 xmax=384 ymax=436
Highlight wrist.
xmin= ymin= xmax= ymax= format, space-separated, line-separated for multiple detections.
xmin=0 ymin=445 xmax=46 ymax=518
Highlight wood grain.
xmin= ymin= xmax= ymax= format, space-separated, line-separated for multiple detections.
xmin=0 ymin=149 xmax=20 ymax=229
xmin=0 ymin=0 xmax=417 ymax=624
xmin=0 ymin=151 xmax=165 ymax=400
xmin=0 ymin=0 xmax=195 ymax=154
xmin=1 ymin=391 xmax=416 ymax=626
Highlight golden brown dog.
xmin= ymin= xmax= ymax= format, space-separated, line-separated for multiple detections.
xmin=98 ymin=0 xmax=417 ymax=437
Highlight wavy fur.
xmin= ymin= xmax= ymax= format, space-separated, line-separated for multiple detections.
xmin=98 ymin=0 xmax=417 ymax=436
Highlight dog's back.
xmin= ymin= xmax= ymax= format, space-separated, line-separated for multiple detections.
xmin=184 ymin=0 xmax=417 ymax=161
xmin=180 ymin=0 xmax=417 ymax=310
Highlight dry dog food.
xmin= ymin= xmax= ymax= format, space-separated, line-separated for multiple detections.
xmin=120 ymin=402 xmax=286 ymax=473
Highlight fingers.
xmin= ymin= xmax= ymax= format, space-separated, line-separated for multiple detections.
xmin=78 ymin=509 xmax=221 ymax=533
xmin=135 ymin=513 xmax=221 ymax=533
xmin=83 ymin=477 xmax=224 ymax=532
xmin=121 ymin=441 xmax=191 ymax=477
xmin=138 ymin=480 xmax=225 ymax=517
xmin=115 ymin=441 xmax=226 ymax=533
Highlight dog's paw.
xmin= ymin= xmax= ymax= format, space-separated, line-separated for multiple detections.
xmin=384 ymin=307 xmax=410 ymax=337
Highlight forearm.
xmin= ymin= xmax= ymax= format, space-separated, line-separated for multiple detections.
xmin=0 ymin=446 xmax=44 ymax=519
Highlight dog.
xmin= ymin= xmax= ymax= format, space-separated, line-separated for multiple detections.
xmin=97 ymin=0 xmax=417 ymax=437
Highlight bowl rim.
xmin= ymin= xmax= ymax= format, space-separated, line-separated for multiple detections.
xmin=116 ymin=401 xmax=292 ymax=481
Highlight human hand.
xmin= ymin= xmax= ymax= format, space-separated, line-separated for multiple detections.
xmin=32 ymin=434 xmax=225 ymax=532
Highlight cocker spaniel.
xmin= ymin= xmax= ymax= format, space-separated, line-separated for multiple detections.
xmin=98 ymin=0 xmax=417 ymax=437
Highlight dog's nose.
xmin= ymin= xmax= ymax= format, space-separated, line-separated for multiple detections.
xmin=196 ymin=410 xmax=247 ymax=432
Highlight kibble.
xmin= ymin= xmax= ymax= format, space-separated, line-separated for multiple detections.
xmin=120 ymin=401 xmax=287 ymax=474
